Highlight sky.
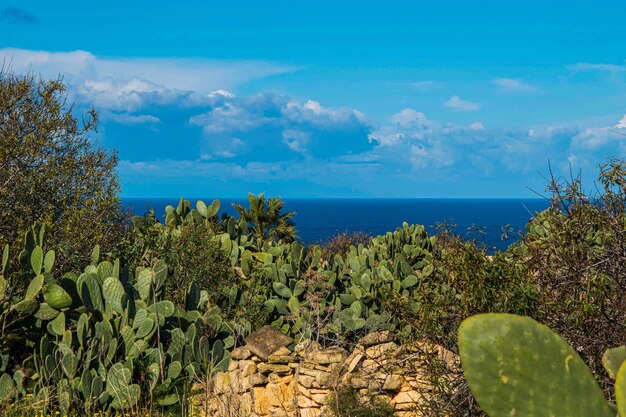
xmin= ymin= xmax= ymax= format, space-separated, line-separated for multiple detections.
xmin=2 ymin=1 xmax=626 ymax=198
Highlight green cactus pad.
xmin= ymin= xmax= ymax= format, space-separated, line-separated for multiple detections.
xmin=30 ymin=245 xmax=43 ymax=276
xmin=102 ymin=277 xmax=126 ymax=314
xmin=135 ymin=268 xmax=154 ymax=301
xmin=616 ymin=362 xmax=626 ymax=417
xmin=0 ymin=373 xmax=16 ymax=401
xmin=149 ymin=300 xmax=175 ymax=317
xmin=47 ymin=312 xmax=66 ymax=336
xmin=34 ymin=302 xmax=60 ymax=320
xmin=13 ymin=298 xmax=39 ymax=315
xmin=43 ymin=250 xmax=55 ymax=273
xmin=44 ymin=284 xmax=73 ymax=309
xmin=603 ymin=346 xmax=626 ymax=380
xmin=25 ymin=274 xmax=44 ymax=300
xmin=458 ymin=314 xmax=613 ymax=417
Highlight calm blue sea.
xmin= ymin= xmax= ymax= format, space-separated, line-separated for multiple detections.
xmin=122 ymin=198 xmax=550 ymax=251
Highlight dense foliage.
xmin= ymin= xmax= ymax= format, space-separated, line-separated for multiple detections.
xmin=0 ymin=71 xmax=126 ymax=276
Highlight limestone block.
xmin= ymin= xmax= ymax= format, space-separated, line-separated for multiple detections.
xmin=365 ymin=342 xmax=399 ymax=359
xmin=245 ymin=325 xmax=294 ymax=361
xmin=249 ymin=373 xmax=269 ymax=386
xmin=230 ymin=346 xmax=252 ymax=360
xmin=359 ymin=331 xmax=395 ymax=347
xmin=305 ymin=346 xmax=347 ymax=365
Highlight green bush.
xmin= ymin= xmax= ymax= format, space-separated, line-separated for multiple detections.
xmin=525 ymin=159 xmax=626 ymax=392
xmin=0 ymin=227 xmax=232 ymax=415
xmin=323 ymin=385 xmax=395 ymax=417
xmin=0 ymin=71 xmax=127 ymax=278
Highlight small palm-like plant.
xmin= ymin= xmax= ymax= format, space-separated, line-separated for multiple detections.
xmin=233 ymin=193 xmax=297 ymax=246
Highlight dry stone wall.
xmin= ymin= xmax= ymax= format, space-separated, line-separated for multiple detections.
xmin=197 ymin=326 xmax=458 ymax=417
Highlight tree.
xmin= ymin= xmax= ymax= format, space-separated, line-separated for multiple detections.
xmin=0 ymin=70 xmax=126 ymax=273
xmin=233 ymin=193 xmax=297 ymax=245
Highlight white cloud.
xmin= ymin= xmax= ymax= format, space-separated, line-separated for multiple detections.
xmin=492 ymin=78 xmax=540 ymax=93
xmin=569 ymin=62 xmax=626 ymax=74
xmin=188 ymin=92 xmax=374 ymax=160
xmin=103 ymin=112 xmax=161 ymax=124
xmin=0 ymin=48 xmax=298 ymax=111
xmin=615 ymin=114 xmax=626 ymax=129
xmin=469 ymin=121 xmax=484 ymax=130
xmin=443 ymin=95 xmax=480 ymax=112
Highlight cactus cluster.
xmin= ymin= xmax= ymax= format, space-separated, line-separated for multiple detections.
xmin=458 ymin=313 xmax=626 ymax=417
xmin=0 ymin=227 xmax=231 ymax=413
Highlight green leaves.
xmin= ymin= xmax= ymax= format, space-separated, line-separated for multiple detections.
xmin=30 ymin=245 xmax=43 ymax=276
xmin=604 ymin=346 xmax=626 ymax=379
xmin=458 ymin=314 xmax=614 ymax=417
xmin=273 ymin=282 xmax=292 ymax=298
xmin=102 ymin=277 xmax=126 ymax=315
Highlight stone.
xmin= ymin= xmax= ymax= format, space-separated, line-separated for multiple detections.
xmin=269 ymin=373 xmax=295 ymax=384
xmin=267 ymin=364 xmax=292 ymax=374
xmin=383 ymin=374 xmax=404 ymax=391
xmin=345 ymin=352 xmax=364 ymax=373
xmin=294 ymin=339 xmax=322 ymax=356
xmin=300 ymin=407 xmax=322 ymax=417
xmin=257 ymin=362 xmax=271 ymax=373
xmin=245 ymin=325 xmax=294 ymax=361
xmin=230 ymin=346 xmax=252 ymax=360
xmin=297 ymin=374 xmax=321 ymax=389
xmin=359 ymin=331 xmax=395 ymax=347
xmin=253 ymin=387 xmax=271 ymax=415
xmin=310 ymin=392 xmax=328 ymax=404
xmin=297 ymin=394 xmax=318 ymax=408
xmin=249 ymin=373 xmax=268 ymax=386
xmin=365 ymin=342 xmax=399 ymax=359
xmin=392 ymin=390 xmax=422 ymax=407
xmin=305 ymin=346 xmax=347 ymax=365
xmin=240 ymin=360 xmax=257 ymax=377
xmin=315 ymin=370 xmax=333 ymax=387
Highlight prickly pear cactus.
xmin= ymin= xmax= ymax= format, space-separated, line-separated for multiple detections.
xmin=458 ymin=314 xmax=614 ymax=417
xmin=616 ymin=362 xmax=626 ymax=417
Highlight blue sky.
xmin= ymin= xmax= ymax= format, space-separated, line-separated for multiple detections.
xmin=2 ymin=1 xmax=626 ymax=197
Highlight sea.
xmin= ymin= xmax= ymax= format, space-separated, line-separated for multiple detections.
xmin=122 ymin=198 xmax=550 ymax=252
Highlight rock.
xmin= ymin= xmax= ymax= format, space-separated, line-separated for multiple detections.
xmin=230 ymin=346 xmax=252 ymax=360
xmin=297 ymin=374 xmax=320 ymax=389
xmin=268 ymin=346 xmax=298 ymax=364
xmin=383 ymin=374 xmax=404 ymax=391
xmin=359 ymin=331 xmax=395 ymax=347
xmin=269 ymin=373 xmax=294 ymax=384
xmin=365 ymin=342 xmax=399 ymax=359
xmin=267 ymin=364 xmax=292 ymax=374
xmin=345 ymin=352 xmax=364 ymax=373
xmin=249 ymin=373 xmax=268 ymax=386
xmin=392 ymin=390 xmax=422 ymax=408
xmin=245 ymin=325 xmax=294 ymax=361
xmin=300 ymin=407 xmax=322 ymax=417
xmin=257 ymin=362 xmax=270 ymax=374
xmin=305 ymin=347 xmax=347 ymax=365
xmin=240 ymin=360 xmax=257 ymax=377
xmin=295 ymin=339 xmax=322 ymax=356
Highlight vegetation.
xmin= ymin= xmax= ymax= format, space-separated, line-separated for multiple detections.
xmin=4 ymin=72 xmax=626 ymax=416
xmin=0 ymin=71 xmax=126 ymax=276
xmin=324 ymin=386 xmax=396 ymax=417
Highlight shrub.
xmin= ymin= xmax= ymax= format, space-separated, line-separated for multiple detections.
xmin=318 ymin=231 xmax=372 ymax=260
xmin=525 ymin=159 xmax=626 ymax=392
xmin=324 ymin=385 xmax=396 ymax=417
xmin=0 ymin=71 xmax=127 ymax=276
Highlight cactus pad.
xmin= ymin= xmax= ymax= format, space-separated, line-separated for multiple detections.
xmin=458 ymin=314 xmax=613 ymax=417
